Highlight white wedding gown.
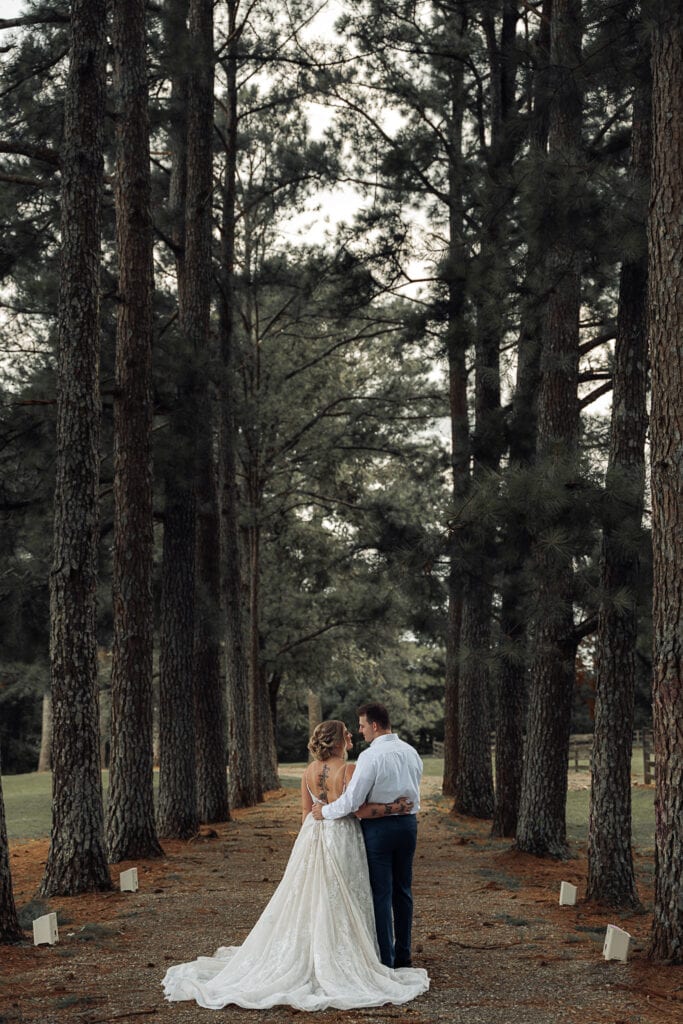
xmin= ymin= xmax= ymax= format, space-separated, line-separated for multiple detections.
xmin=162 ymin=808 xmax=429 ymax=1011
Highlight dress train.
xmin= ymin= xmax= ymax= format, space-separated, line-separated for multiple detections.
xmin=162 ymin=814 xmax=429 ymax=1011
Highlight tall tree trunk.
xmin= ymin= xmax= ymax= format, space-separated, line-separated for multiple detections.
xmin=586 ymin=61 xmax=650 ymax=909
xmin=492 ymin=0 xmax=550 ymax=840
xmin=217 ymin=0 xmax=260 ymax=808
xmin=248 ymin=526 xmax=280 ymax=791
xmin=516 ymin=0 xmax=583 ymax=858
xmin=307 ymin=688 xmax=322 ymax=758
xmin=185 ymin=0 xmax=230 ymax=825
xmin=442 ymin=0 xmax=469 ymax=800
xmin=40 ymin=0 xmax=111 ymax=897
xmin=454 ymin=236 xmax=501 ymax=819
xmin=0 ymin=758 xmax=21 ymax=943
xmin=106 ymin=0 xmax=162 ymax=863
xmin=455 ymin=579 xmax=494 ymax=816
xmin=157 ymin=489 xmax=198 ymax=838
xmin=156 ymin=0 xmax=212 ymax=837
xmin=454 ymin=318 xmax=499 ymax=818
xmin=37 ymin=691 xmax=52 ymax=772
xmin=442 ymin=560 xmax=461 ymax=797
xmin=647 ymin=0 xmax=683 ymax=964
xmin=195 ymin=425 xmax=230 ymax=822
xmin=456 ymin=2 xmax=518 ymax=820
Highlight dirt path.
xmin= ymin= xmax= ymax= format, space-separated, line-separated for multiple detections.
xmin=0 ymin=779 xmax=678 ymax=1024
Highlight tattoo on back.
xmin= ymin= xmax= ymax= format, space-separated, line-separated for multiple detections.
xmin=317 ymin=763 xmax=330 ymax=801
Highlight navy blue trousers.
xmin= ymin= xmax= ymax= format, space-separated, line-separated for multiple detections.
xmin=361 ymin=815 xmax=417 ymax=968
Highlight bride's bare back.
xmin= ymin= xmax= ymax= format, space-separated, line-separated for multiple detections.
xmin=301 ymin=757 xmax=351 ymax=820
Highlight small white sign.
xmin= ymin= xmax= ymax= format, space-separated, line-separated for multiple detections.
xmin=559 ymin=881 xmax=578 ymax=905
xmin=119 ymin=867 xmax=139 ymax=892
xmin=32 ymin=912 xmax=58 ymax=946
xmin=603 ymin=923 xmax=632 ymax=962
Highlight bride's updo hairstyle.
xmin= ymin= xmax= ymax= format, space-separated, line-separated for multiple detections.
xmin=308 ymin=720 xmax=346 ymax=761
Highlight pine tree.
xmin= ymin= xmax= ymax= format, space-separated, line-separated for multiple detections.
xmin=216 ymin=0 xmax=260 ymax=807
xmin=0 ymin=757 xmax=22 ymax=943
xmin=106 ymin=0 xmax=163 ymax=862
xmin=40 ymin=0 xmax=111 ymax=896
xmin=491 ymin=0 xmax=551 ymax=839
xmin=586 ymin=13 xmax=650 ymax=907
xmin=454 ymin=0 xmax=521 ymax=820
xmin=189 ymin=0 xmax=230 ymax=824
xmin=156 ymin=0 xmax=205 ymax=839
xmin=516 ymin=0 xmax=584 ymax=858
xmin=647 ymin=0 xmax=683 ymax=963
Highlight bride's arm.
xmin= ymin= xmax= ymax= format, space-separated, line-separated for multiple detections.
xmin=355 ymin=797 xmax=414 ymax=819
xmin=301 ymin=773 xmax=313 ymax=824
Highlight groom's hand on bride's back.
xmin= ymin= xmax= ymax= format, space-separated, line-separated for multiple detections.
xmin=311 ymin=803 xmax=324 ymax=820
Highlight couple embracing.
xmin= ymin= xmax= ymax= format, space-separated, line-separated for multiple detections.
xmin=162 ymin=702 xmax=430 ymax=1011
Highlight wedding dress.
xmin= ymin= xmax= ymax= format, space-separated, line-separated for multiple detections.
xmin=162 ymin=800 xmax=429 ymax=1011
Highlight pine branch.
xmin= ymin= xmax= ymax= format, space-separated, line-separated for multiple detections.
xmin=275 ymin=618 xmax=367 ymax=657
xmin=579 ymin=382 xmax=612 ymax=409
xmin=0 ymin=11 xmax=69 ymax=30
xmin=0 ymin=142 xmax=59 ymax=166
xmin=578 ymin=371 xmax=611 ymax=382
xmin=0 ymin=171 xmax=57 ymax=188
xmin=579 ymin=329 xmax=616 ymax=356
xmin=573 ymin=615 xmax=597 ymax=645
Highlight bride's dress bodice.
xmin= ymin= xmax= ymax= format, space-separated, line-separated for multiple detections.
xmin=162 ymin=802 xmax=429 ymax=1011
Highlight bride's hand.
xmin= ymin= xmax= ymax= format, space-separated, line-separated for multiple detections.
xmin=392 ymin=797 xmax=413 ymax=814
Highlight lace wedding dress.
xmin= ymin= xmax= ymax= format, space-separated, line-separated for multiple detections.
xmin=162 ymin=809 xmax=429 ymax=1011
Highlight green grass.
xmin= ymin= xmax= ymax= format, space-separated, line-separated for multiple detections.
xmin=3 ymin=771 xmax=57 ymax=840
xmin=566 ymin=786 xmax=655 ymax=849
xmin=3 ymin=759 xmax=656 ymax=849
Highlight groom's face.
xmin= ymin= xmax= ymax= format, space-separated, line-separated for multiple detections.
xmin=358 ymin=715 xmax=375 ymax=743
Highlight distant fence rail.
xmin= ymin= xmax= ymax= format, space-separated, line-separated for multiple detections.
xmin=432 ymin=730 xmax=654 ymax=780
xmin=642 ymin=730 xmax=655 ymax=785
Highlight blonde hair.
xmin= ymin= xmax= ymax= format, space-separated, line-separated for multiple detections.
xmin=308 ymin=720 xmax=347 ymax=761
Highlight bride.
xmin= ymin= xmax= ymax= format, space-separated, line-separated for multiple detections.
xmin=162 ymin=719 xmax=430 ymax=1011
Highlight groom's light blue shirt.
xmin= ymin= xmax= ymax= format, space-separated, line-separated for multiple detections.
xmin=320 ymin=733 xmax=423 ymax=820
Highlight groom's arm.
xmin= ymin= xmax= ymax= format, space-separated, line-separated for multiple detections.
xmin=318 ymin=755 xmax=376 ymax=820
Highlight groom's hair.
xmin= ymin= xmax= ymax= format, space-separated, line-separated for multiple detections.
xmin=357 ymin=702 xmax=390 ymax=729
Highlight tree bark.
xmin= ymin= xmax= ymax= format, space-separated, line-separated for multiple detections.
xmin=247 ymin=525 xmax=280 ymax=792
xmin=455 ymin=579 xmax=494 ymax=817
xmin=217 ymin=0 xmax=260 ymax=808
xmin=586 ymin=60 xmax=650 ymax=909
xmin=516 ymin=0 xmax=583 ymax=858
xmin=40 ymin=0 xmax=111 ymax=897
xmin=307 ymin=688 xmax=322 ymax=759
xmin=647 ymin=1 xmax=683 ymax=964
xmin=0 ymin=758 xmax=22 ymax=943
xmin=491 ymin=0 xmax=550 ymax=839
xmin=37 ymin=691 xmax=52 ymax=772
xmin=456 ymin=2 xmax=519 ymax=821
xmin=106 ymin=0 xmax=162 ymax=863
xmin=195 ymin=424 xmax=230 ymax=822
xmin=184 ymin=0 xmax=230 ymax=825
xmin=442 ymin=0 xmax=469 ymax=801
xmin=156 ymin=0 xmax=198 ymax=837
xmin=157 ymin=489 xmax=199 ymax=838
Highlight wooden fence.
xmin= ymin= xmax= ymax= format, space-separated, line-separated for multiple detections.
xmin=431 ymin=730 xmax=655 ymax=780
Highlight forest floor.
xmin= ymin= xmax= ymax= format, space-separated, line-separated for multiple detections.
xmin=1 ymin=772 xmax=680 ymax=1024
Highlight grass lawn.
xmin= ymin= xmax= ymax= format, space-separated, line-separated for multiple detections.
xmin=3 ymin=759 xmax=656 ymax=850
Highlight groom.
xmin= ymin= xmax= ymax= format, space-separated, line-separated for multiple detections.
xmin=311 ymin=702 xmax=423 ymax=968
